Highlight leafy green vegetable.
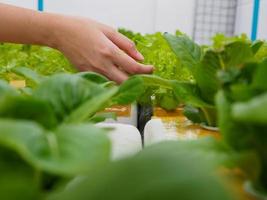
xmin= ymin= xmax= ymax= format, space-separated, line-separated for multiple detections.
xmin=0 ymin=145 xmax=40 ymax=200
xmin=252 ymin=59 xmax=267 ymax=91
xmin=50 ymin=139 xmax=236 ymax=200
xmin=0 ymin=95 xmax=58 ymax=129
xmin=232 ymin=93 xmax=267 ymax=124
xmin=211 ymin=33 xmax=250 ymax=50
xmin=65 ymin=87 xmax=118 ymax=124
xmin=216 ymin=57 xmax=267 ymax=191
xmin=0 ymin=120 xmax=111 ymax=176
xmin=1 ymin=29 xmax=267 ymax=199
xmin=0 ymin=72 xmax=129 ymax=199
xmin=77 ymin=72 xmax=110 ymax=84
xmin=11 ymin=66 xmax=46 ymax=86
xmin=119 ymin=29 xmax=193 ymax=110
xmin=0 ymin=44 xmax=75 ymax=81
xmin=33 ymin=74 xmax=106 ymax=123
xmin=164 ymin=32 xmax=266 ymax=126
xmin=119 ymin=29 xmax=192 ymax=82
xmin=88 ymin=112 xmax=117 ymax=123
xmin=0 ymin=79 xmax=19 ymax=95
xmin=164 ymin=33 xmax=202 ymax=69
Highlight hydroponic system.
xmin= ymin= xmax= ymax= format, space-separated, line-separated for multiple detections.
xmin=0 ymin=0 xmax=267 ymax=200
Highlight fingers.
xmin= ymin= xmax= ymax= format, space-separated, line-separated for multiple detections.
xmin=105 ymin=28 xmax=144 ymax=61
xmin=112 ymin=49 xmax=154 ymax=75
xmin=78 ymin=63 xmax=128 ymax=84
xmin=104 ymin=65 xmax=128 ymax=84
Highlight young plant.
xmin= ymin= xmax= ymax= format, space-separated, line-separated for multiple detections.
xmin=119 ymin=29 xmax=193 ymax=110
xmin=49 ymin=138 xmax=237 ymax=200
xmin=0 ymin=72 xmax=143 ymax=200
xmin=216 ymin=59 xmax=267 ymax=194
xmin=0 ymin=43 xmax=75 ymax=81
xmin=164 ymin=33 xmax=266 ymax=127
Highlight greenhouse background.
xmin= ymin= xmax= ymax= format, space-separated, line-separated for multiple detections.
xmin=1 ymin=0 xmax=267 ymax=42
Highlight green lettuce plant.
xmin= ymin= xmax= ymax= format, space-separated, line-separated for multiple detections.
xmin=216 ymin=58 xmax=267 ymax=194
xmin=119 ymin=29 xmax=193 ymax=110
xmin=0 ymin=43 xmax=75 ymax=81
xmin=164 ymin=33 xmax=266 ymax=127
xmin=49 ymin=138 xmax=238 ymax=200
xmin=0 ymin=72 xmax=143 ymax=200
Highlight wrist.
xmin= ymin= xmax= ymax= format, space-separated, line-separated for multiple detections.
xmin=37 ymin=12 xmax=63 ymax=49
xmin=44 ymin=14 xmax=80 ymax=51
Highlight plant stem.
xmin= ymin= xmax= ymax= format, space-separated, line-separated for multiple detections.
xmin=218 ymin=55 xmax=226 ymax=70
xmin=201 ymin=107 xmax=213 ymax=127
xmin=34 ymin=168 xmax=42 ymax=192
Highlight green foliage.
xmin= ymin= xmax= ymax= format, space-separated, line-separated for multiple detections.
xmin=119 ymin=29 xmax=193 ymax=110
xmin=0 ymin=120 xmax=110 ymax=176
xmin=164 ymin=32 xmax=266 ymax=126
xmin=164 ymin=33 xmax=202 ymax=69
xmin=50 ymin=139 xmax=237 ymax=200
xmin=0 ymin=44 xmax=75 ymax=81
xmin=1 ymin=29 xmax=267 ymax=198
xmin=0 ymin=72 xmax=144 ymax=199
xmin=216 ymin=58 xmax=267 ymax=191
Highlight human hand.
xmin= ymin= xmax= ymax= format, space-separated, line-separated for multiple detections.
xmin=52 ymin=16 xmax=154 ymax=83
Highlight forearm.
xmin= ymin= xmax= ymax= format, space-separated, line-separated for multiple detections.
xmin=0 ymin=3 xmax=58 ymax=47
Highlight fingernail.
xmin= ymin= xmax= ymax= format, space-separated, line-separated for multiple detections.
xmin=136 ymin=52 xmax=144 ymax=61
xmin=148 ymin=65 xmax=154 ymax=72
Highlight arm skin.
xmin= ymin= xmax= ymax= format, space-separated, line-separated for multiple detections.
xmin=0 ymin=3 xmax=153 ymax=83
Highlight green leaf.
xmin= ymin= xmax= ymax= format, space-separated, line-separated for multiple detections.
xmin=164 ymin=33 xmax=202 ymax=69
xmin=0 ymin=95 xmax=58 ymax=129
xmin=77 ymin=72 xmax=110 ymax=84
xmin=252 ymin=59 xmax=267 ymax=91
xmin=183 ymin=106 xmax=206 ymax=124
xmin=64 ymin=87 xmax=118 ymax=124
xmin=157 ymin=91 xmax=180 ymax=111
xmin=221 ymin=41 xmax=254 ymax=68
xmin=172 ymin=82 xmax=213 ymax=108
xmin=0 ymin=148 xmax=39 ymax=200
xmin=137 ymin=74 xmax=173 ymax=89
xmin=0 ymin=120 xmax=111 ymax=176
xmin=11 ymin=67 xmax=46 ymax=85
xmin=216 ymin=91 xmax=255 ymax=151
xmin=89 ymin=112 xmax=117 ymax=123
xmin=232 ymin=93 xmax=267 ymax=124
xmin=0 ymin=80 xmax=18 ymax=96
xmin=255 ymin=42 xmax=267 ymax=61
xmin=251 ymin=41 xmax=264 ymax=55
xmin=217 ymin=68 xmax=241 ymax=85
xmin=195 ymin=51 xmax=221 ymax=103
xmin=33 ymin=74 xmax=105 ymax=122
xmin=230 ymin=83 xmax=255 ymax=102
xmin=50 ymin=139 xmax=236 ymax=200
xmin=0 ymin=43 xmax=75 ymax=76
xmin=112 ymin=76 xmax=145 ymax=105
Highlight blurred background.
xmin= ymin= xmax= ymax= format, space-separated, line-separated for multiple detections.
xmin=1 ymin=0 xmax=266 ymax=44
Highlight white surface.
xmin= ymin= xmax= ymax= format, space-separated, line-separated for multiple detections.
xmin=144 ymin=119 xmax=166 ymax=146
xmin=155 ymin=0 xmax=195 ymax=35
xmin=45 ymin=0 xmax=195 ymax=35
xmin=235 ymin=0 xmax=267 ymax=40
xmin=258 ymin=0 xmax=267 ymax=40
xmin=0 ymin=0 xmax=36 ymax=9
xmin=235 ymin=0 xmax=253 ymax=36
xmin=45 ymin=0 xmax=155 ymax=33
xmin=144 ymin=119 xmax=201 ymax=147
xmin=97 ymin=123 xmax=142 ymax=160
xmin=0 ymin=0 xmax=196 ymax=36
